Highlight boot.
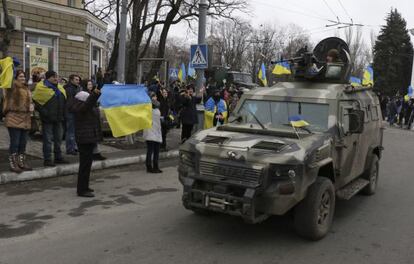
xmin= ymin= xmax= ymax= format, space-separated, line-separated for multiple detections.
xmin=152 ymin=165 xmax=163 ymax=174
xmin=146 ymin=164 xmax=154 ymax=173
xmin=9 ymin=154 xmax=23 ymax=173
xmin=17 ymin=154 xmax=33 ymax=171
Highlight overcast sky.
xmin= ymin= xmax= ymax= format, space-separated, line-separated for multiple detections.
xmin=170 ymin=0 xmax=414 ymax=45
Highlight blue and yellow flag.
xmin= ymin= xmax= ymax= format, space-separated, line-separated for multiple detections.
xmin=204 ymin=97 xmax=228 ymax=129
xmin=32 ymin=80 xmax=67 ymax=105
xmin=178 ymin=63 xmax=186 ymax=82
xmin=272 ymin=61 xmax=291 ymax=75
xmin=362 ymin=66 xmax=374 ymax=86
xmin=350 ymin=76 xmax=362 ymax=86
xmin=258 ymin=63 xmax=268 ymax=86
xmin=0 ymin=57 xmax=14 ymax=89
xmin=100 ymin=84 xmax=152 ymax=137
xmin=288 ymin=115 xmax=309 ymax=128
xmin=188 ymin=62 xmax=196 ymax=78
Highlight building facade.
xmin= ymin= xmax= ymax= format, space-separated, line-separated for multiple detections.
xmin=0 ymin=0 xmax=107 ymax=80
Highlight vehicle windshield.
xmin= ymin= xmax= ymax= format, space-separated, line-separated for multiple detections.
xmin=238 ymin=100 xmax=330 ymax=132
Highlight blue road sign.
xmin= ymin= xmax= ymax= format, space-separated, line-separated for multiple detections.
xmin=190 ymin=44 xmax=208 ymax=69
xmin=169 ymin=68 xmax=179 ymax=80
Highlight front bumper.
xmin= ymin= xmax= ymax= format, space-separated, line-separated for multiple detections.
xmin=179 ymin=167 xmax=299 ymax=223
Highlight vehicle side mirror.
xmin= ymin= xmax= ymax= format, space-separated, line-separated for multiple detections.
xmin=348 ymin=109 xmax=364 ymax=134
xmin=229 ymin=115 xmax=243 ymax=123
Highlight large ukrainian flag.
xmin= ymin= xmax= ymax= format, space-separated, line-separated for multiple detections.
xmin=0 ymin=57 xmax=14 ymax=89
xmin=100 ymin=84 xmax=152 ymax=138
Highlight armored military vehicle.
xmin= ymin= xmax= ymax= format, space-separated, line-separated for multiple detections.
xmin=178 ymin=37 xmax=384 ymax=240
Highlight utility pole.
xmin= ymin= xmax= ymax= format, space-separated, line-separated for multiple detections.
xmin=196 ymin=0 xmax=208 ymax=95
xmin=118 ymin=0 xmax=133 ymax=143
xmin=117 ymin=0 xmax=128 ymax=83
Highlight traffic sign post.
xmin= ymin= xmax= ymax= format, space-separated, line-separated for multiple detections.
xmin=169 ymin=68 xmax=179 ymax=80
xmin=191 ymin=44 xmax=208 ymax=69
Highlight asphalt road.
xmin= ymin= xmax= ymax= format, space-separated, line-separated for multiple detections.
xmin=1 ymin=128 xmax=414 ymax=264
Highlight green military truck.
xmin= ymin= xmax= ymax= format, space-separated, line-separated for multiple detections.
xmin=206 ymin=67 xmax=257 ymax=89
xmin=178 ymin=37 xmax=384 ymax=240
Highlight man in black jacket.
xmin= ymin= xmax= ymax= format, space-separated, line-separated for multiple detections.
xmin=33 ymin=71 xmax=68 ymax=167
xmin=180 ymin=86 xmax=203 ymax=142
xmin=159 ymin=88 xmax=171 ymax=150
xmin=69 ymin=89 xmax=102 ymax=197
xmin=64 ymin=74 xmax=81 ymax=155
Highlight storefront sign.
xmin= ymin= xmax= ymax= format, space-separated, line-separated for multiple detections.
xmin=29 ymin=44 xmax=48 ymax=75
xmin=86 ymin=22 xmax=106 ymax=42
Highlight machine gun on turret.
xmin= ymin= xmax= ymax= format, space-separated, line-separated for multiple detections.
xmin=271 ymin=37 xmax=353 ymax=84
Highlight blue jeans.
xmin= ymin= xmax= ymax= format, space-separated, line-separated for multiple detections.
xmin=42 ymin=122 xmax=63 ymax=161
xmin=7 ymin=128 xmax=28 ymax=154
xmin=65 ymin=113 xmax=77 ymax=153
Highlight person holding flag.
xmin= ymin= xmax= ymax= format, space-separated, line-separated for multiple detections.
xmin=32 ymin=71 xmax=68 ymax=167
xmin=204 ymin=88 xmax=228 ymax=129
xmin=2 ymin=70 xmax=33 ymax=173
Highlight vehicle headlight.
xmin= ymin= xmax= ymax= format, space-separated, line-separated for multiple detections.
xmin=180 ymin=151 xmax=195 ymax=167
xmin=271 ymin=165 xmax=301 ymax=180
xmin=288 ymin=169 xmax=296 ymax=178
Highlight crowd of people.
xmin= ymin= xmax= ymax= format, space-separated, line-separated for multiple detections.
xmin=1 ymin=69 xmax=245 ymax=198
xmin=2 ymin=69 xmax=108 ymax=197
xmin=142 ymin=79 xmax=245 ymax=175
xmin=380 ymin=94 xmax=414 ymax=129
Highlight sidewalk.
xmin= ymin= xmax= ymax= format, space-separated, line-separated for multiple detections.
xmin=0 ymin=123 xmax=181 ymax=184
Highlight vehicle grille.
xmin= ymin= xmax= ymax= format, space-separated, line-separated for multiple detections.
xmin=199 ymin=160 xmax=263 ymax=185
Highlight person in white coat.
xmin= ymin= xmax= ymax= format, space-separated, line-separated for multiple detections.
xmin=143 ymin=92 xmax=163 ymax=173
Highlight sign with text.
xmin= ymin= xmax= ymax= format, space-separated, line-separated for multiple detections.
xmin=29 ymin=44 xmax=48 ymax=75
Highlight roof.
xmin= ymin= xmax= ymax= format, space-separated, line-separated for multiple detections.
xmin=245 ymin=81 xmax=346 ymax=101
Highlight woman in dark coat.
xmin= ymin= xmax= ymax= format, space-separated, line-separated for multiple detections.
xmin=69 ymin=88 xmax=102 ymax=197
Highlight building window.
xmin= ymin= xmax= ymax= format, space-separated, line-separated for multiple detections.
xmin=24 ymin=33 xmax=57 ymax=79
xmin=91 ymin=45 xmax=102 ymax=78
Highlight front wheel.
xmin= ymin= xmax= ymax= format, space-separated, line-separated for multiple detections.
xmin=294 ymin=177 xmax=335 ymax=241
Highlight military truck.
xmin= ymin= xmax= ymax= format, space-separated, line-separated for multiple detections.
xmin=205 ymin=67 xmax=256 ymax=89
xmin=178 ymin=37 xmax=384 ymax=240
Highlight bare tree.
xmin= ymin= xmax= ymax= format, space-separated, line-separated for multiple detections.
xmin=342 ymin=26 xmax=370 ymax=77
xmin=0 ymin=0 xmax=15 ymax=58
xmin=209 ymin=20 xmax=252 ymax=71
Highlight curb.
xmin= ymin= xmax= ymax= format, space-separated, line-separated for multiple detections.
xmin=0 ymin=150 xmax=179 ymax=185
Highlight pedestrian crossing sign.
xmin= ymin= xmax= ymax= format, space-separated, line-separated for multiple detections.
xmin=169 ymin=68 xmax=179 ymax=80
xmin=190 ymin=44 xmax=208 ymax=69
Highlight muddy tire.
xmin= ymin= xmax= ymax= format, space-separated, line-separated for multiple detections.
xmin=362 ymin=155 xmax=379 ymax=195
xmin=294 ymin=177 xmax=335 ymax=241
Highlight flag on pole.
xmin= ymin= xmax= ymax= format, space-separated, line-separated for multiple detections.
xmin=178 ymin=63 xmax=186 ymax=82
xmin=258 ymin=63 xmax=268 ymax=86
xmin=187 ymin=62 xmax=196 ymax=78
xmin=362 ymin=65 xmax=374 ymax=86
xmin=288 ymin=115 xmax=310 ymax=128
xmin=100 ymin=84 xmax=152 ymax=137
xmin=272 ymin=61 xmax=291 ymax=75
xmin=350 ymin=76 xmax=362 ymax=86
